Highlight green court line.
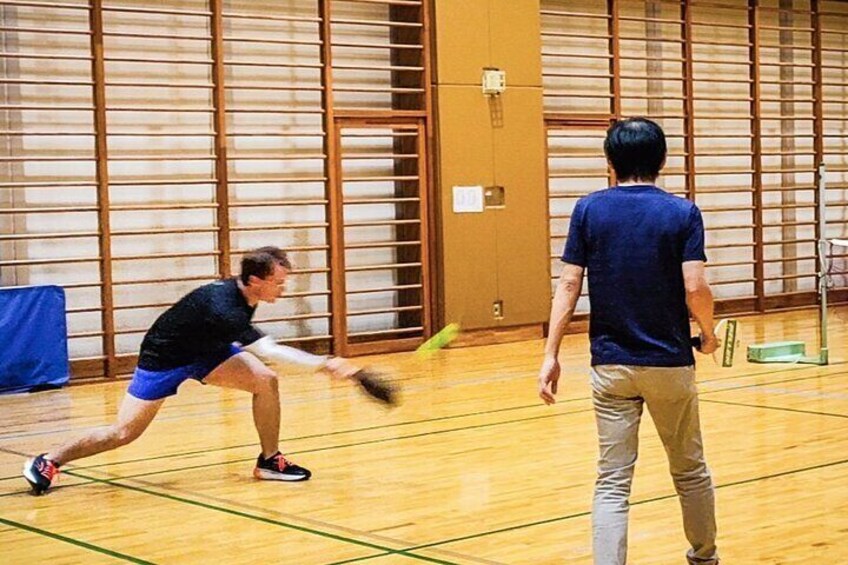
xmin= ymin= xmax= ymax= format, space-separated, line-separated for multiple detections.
xmin=245 ymin=455 xmax=848 ymax=565
xmin=0 ymin=409 xmax=591 ymax=496
xmin=9 ymin=407 xmax=847 ymax=563
xmin=398 ymin=456 xmax=848 ymax=553
xmin=73 ymin=400 xmax=578 ymax=470
xmin=327 ymin=554 xmax=395 ymax=565
xmin=325 ymin=547 xmax=510 ymax=565
xmin=0 ymin=409 xmax=593 ymax=497
xmin=2 ymin=380 xmax=835 ymax=499
xmin=3 ymin=360 xmax=833 ymax=485
xmin=60 ymin=455 xmax=848 ymax=565
xmin=701 ymin=398 xmax=848 ymax=419
xmin=0 ymin=401 xmax=565 ymax=482
xmin=3 ymin=364 xmax=843 ymax=490
xmin=63 ymin=468 xmax=459 ymax=565
xmin=63 ymin=367 xmax=848 ymax=482
xmin=698 ymin=368 xmax=848 ymax=396
xmin=0 ymin=515 xmax=156 ymax=564
xmin=326 ymin=553 xmax=402 ymax=565
xmin=76 ymin=408 xmax=596 ymax=484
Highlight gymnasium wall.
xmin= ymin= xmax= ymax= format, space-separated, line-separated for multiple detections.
xmin=0 ymin=0 xmax=432 ymax=378
xmin=1 ymin=0 xmax=846 ymax=380
xmin=543 ymin=0 xmax=848 ymax=316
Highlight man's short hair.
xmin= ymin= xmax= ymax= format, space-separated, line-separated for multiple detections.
xmin=240 ymin=247 xmax=291 ymax=285
xmin=604 ymin=117 xmax=667 ymax=182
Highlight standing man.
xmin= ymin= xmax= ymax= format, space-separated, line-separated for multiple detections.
xmin=538 ymin=118 xmax=720 ymax=565
xmin=24 ymin=246 xmax=359 ymax=494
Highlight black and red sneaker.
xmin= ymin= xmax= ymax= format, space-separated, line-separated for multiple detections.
xmin=23 ymin=454 xmax=60 ymax=495
xmin=253 ymin=452 xmax=311 ymax=482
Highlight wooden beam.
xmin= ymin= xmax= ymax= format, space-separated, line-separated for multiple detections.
xmin=421 ymin=0 xmax=438 ymax=337
xmin=682 ymin=0 xmax=697 ymax=201
xmin=607 ymin=0 xmax=620 ymax=186
xmin=608 ymin=0 xmax=621 ymax=120
xmin=811 ymin=0 xmax=824 ymax=246
xmin=416 ymin=120 xmax=432 ymax=338
xmin=749 ymin=0 xmax=765 ymax=312
xmin=319 ymin=0 xmax=348 ymax=356
xmin=89 ymin=0 xmax=115 ymax=378
xmin=211 ymin=0 xmax=231 ymax=279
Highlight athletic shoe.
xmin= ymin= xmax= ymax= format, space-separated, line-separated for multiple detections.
xmin=253 ymin=452 xmax=311 ymax=481
xmin=23 ymin=454 xmax=60 ymax=495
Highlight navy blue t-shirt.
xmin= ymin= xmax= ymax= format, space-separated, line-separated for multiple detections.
xmin=562 ymin=185 xmax=707 ymax=367
xmin=137 ymin=278 xmax=264 ymax=371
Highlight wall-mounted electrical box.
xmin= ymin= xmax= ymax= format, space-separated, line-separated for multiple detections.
xmin=484 ymin=186 xmax=505 ymax=208
xmin=482 ymin=68 xmax=506 ymax=96
xmin=493 ymin=300 xmax=504 ymax=320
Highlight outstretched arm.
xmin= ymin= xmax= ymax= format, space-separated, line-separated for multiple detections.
xmin=244 ymin=336 xmax=359 ymax=379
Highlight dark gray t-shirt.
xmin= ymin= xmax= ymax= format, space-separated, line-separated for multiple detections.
xmin=137 ymin=278 xmax=263 ymax=371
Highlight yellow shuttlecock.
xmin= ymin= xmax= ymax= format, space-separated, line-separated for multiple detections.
xmin=416 ymin=323 xmax=460 ymax=357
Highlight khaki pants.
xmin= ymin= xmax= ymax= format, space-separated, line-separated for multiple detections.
xmin=590 ymin=365 xmax=718 ymax=565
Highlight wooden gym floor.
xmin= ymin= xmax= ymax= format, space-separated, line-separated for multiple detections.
xmin=1 ymin=307 xmax=847 ymax=564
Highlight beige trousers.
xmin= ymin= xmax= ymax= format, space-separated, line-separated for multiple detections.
xmin=590 ymin=365 xmax=718 ymax=565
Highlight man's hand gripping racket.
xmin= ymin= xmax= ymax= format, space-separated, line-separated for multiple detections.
xmin=323 ymin=358 xmax=399 ymax=407
xmin=691 ymin=319 xmax=740 ymax=367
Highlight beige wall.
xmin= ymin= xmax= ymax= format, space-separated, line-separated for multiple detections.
xmin=431 ymin=0 xmax=551 ymax=330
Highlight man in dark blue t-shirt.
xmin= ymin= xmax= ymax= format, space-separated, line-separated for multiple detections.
xmin=538 ymin=118 xmax=720 ymax=565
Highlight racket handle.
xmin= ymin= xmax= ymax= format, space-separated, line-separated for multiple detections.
xmin=690 ymin=335 xmax=702 ymax=350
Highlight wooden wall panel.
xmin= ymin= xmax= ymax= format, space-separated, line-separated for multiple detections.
xmin=541 ymin=0 xmax=848 ymax=316
xmin=431 ymin=0 xmax=549 ymax=332
xmin=0 ymin=0 xmax=434 ymax=381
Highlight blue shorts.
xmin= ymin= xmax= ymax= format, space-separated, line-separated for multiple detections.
xmin=127 ymin=345 xmax=242 ymax=401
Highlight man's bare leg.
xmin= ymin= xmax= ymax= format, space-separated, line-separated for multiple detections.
xmin=202 ymin=351 xmax=310 ymax=481
xmin=202 ymin=352 xmax=280 ymax=458
xmin=47 ymin=394 xmax=165 ymax=466
xmin=24 ymin=393 xmax=163 ymax=494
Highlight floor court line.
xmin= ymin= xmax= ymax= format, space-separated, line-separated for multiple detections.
xmin=4 ymin=360 xmax=839 ymax=445
xmin=61 ymin=468 xmax=463 ymax=565
xmin=2 ymin=366 xmax=843 ymax=490
xmin=700 ymin=398 xmax=848 ymax=419
xmin=0 ymin=516 xmax=155 ymax=564
xmin=3 ymin=384 xmax=842 ymax=499
xmin=399 ymin=456 xmax=848 ymax=552
xmin=53 ymin=456 xmax=848 ymax=565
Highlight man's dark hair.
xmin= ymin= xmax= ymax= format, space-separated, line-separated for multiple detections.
xmin=604 ymin=117 xmax=667 ymax=182
xmin=240 ymin=246 xmax=291 ymax=285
